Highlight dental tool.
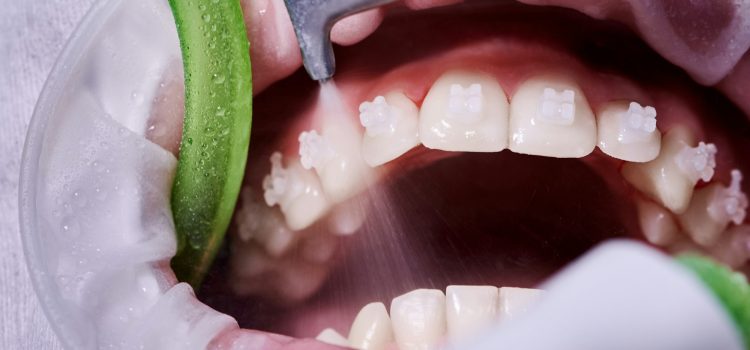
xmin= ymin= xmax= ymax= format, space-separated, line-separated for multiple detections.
xmin=283 ymin=0 xmax=397 ymax=81
xmin=453 ymin=240 xmax=748 ymax=350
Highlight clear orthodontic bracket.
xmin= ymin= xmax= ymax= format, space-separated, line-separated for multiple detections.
xmin=299 ymin=130 xmax=336 ymax=171
xmin=618 ymin=102 xmax=657 ymax=143
xmin=538 ymin=87 xmax=575 ymax=125
xmin=711 ymin=169 xmax=749 ymax=225
xmin=359 ymin=96 xmax=397 ymax=137
xmin=675 ymin=141 xmax=718 ymax=183
xmin=262 ymin=152 xmax=299 ymax=207
xmin=448 ymin=83 xmax=483 ymax=122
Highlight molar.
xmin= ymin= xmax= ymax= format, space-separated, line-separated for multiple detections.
xmin=359 ymin=92 xmax=420 ymax=167
xmin=390 ymin=289 xmax=447 ymax=350
xmin=348 ymin=302 xmax=394 ymax=350
xmin=419 ymin=70 xmax=509 ymax=152
xmin=509 ymin=75 xmax=596 ymax=158
xmin=446 ymin=285 xmax=499 ymax=341
xmin=597 ymin=101 xmax=661 ymax=162
xmin=298 ymin=123 xmax=371 ymax=203
xmin=678 ymin=169 xmax=748 ymax=247
xmin=498 ymin=287 xmax=543 ymax=322
xmin=262 ymin=152 xmax=329 ymax=230
xmin=621 ymin=126 xmax=715 ymax=214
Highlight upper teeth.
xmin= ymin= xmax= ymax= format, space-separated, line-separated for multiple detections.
xmin=619 ymin=102 xmax=657 ymax=143
xmin=538 ymin=87 xmax=576 ymax=125
xmin=448 ymin=83 xmax=483 ymax=121
xmin=298 ymin=130 xmax=336 ymax=171
xmin=676 ymin=141 xmax=718 ymax=183
xmin=360 ymin=95 xmax=397 ymax=137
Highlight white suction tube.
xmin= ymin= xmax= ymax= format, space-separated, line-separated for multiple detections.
xmin=456 ymin=240 xmax=744 ymax=350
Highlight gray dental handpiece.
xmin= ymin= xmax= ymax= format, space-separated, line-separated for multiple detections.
xmin=283 ymin=0 xmax=397 ymax=82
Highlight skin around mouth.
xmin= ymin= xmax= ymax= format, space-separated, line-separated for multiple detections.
xmin=140 ymin=1 xmax=750 ymax=348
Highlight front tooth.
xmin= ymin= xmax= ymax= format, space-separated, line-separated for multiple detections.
xmin=445 ymin=285 xmax=498 ymax=341
xmin=597 ymin=101 xmax=661 ymax=162
xmin=299 ymin=123 xmax=371 ymax=203
xmin=498 ymin=287 xmax=543 ymax=322
xmin=678 ymin=169 xmax=748 ymax=246
xmin=390 ymin=289 xmax=447 ymax=350
xmin=359 ymin=92 xmax=420 ymax=167
xmin=348 ymin=302 xmax=394 ymax=350
xmin=509 ymin=75 xmax=596 ymax=157
xmin=636 ymin=198 xmax=680 ymax=247
xmin=316 ymin=328 xmax=351 ymax=348
xmin=262 ymin=152 xmax=329 ymax=230
xmin=419 ymin=70 xmax=509 ymax=152
xmin=621 ymin=126 xmax=717 ymax=214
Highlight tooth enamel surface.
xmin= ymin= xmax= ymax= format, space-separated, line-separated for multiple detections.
xmin=419 ymin=70 xmax=509 ymax=152
xmin=676 ymin=141 xmax=718 ymax=184
xmin=316 ymin=328 xmax=351 ymax=348
xmin=390 ymin=289 xmax=447 ymax=350
xmin=359 ymin=92 xmax=420 ymax=167
xmin=621 ymin=126 xmax=714 ymax=214
xmin=262 ymin=152 xmax=329 ymax=230
xmin=508 ymin=75 xmax=596 ymax=158
xmin=711 ymin=225 xmax=750 ymax=268
xmin=597 ymin=101 xmax=661 ymax=162
xmin=498 ymin=287 xmax=543 ymax=322
xmin=300 ymin=124 xmax=371 ymax=203
xmin=446 ymin=285 xmax=499 ymax=341
xmin=636 ymin=198 xmax=679 ymax=247
xmin=679 ymin=170 xmax=748 ymax=247
xmin=235 ymin=188 xmax=296 ymax=257
xmin=348 ymin=302 xmax=394 ymax=350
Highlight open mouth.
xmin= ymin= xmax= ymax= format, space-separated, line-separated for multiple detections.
xmin=143 ymin=0 xmax=750 ymax=348
xmin=23 ymin=0 xmax=750 ymax=349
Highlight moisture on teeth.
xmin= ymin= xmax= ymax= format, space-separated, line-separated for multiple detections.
xmin=348 ymin=302 xmax=394 ymax=350
xmin=419 ymin=70 xmax=509 ymax=152
xmin=299 ymin=124 xmax=370 ymax=203
xmin=316 ymin=328 xmax=351 ymax=348
xmin=498 ymin=287 xmax=543 ymax=322
xmin=359 ymin=92 xmax=420 ymax=167
xmin=390 ymin=289 xmax=447 ymax=350
xmin=621 ymin=126 xmax=714 ymax=214
xmin=509 ymin=75 xmax=596 ymax=158
xmin=679 ymin=169 xmax=748 ymax=246
xmin=262 ymin=152 xmax=329 ymax=230
xmin=446 ymin=285 xmax=498 ymax=341
xmin=597 ymin=101 xmax=661 ymax=162
xmin=636 ymin=198 xmax=679 ymax=247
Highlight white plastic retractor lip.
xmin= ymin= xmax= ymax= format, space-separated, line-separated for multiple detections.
xmin=537 ymin=87 xmax=575 ymax=125
xmin=298 ymin=129 xmax=335 ymax=171
xmin=359 ymin=95 xmax=396 ymax=137
xmin=448 ymin=83 xmax=483 ymax=122
xmin=676 ymin=141 xmax=718 ymax=183
xmin=618 ymin=102 xmax=657 ymax=144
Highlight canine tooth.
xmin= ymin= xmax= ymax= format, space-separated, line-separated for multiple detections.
xmin=679 ymin=170 xmax=748 ymax=246
xmin=675 ymin=141 xmax=718 ymax=183
xmin=597 ymin=101 xmax=661 ymax=162
xmin=636 ymin=198 xmax=679 ymax=247
xmin=509 ymin=75 xmax=596 ymax=158
xmin=299 ymin=124 xmax=371 ymax=203
xmin=235 ymin=188 xmax=296 ymax=257
xmin=498 ymin=287 xmax=543 ymax=322
xmin=419 ymin=70 xmax=509 ymax=152
xmin=348 ymin=302 xmax=394 ymax=350
xmin=390 ymin=289 xmax=447 ymax=350
xmin=262 ymin=152 xmax=329 ymax=230
xmin=316 ymin=328 xmax=351 ymax=348
xmin=446 ymin=285 xmax=498 ymax=341
xmin=621 ymin=126 xmax=708 ymax=214
xmin=359 ymin=92 xmax=420 ymax=167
